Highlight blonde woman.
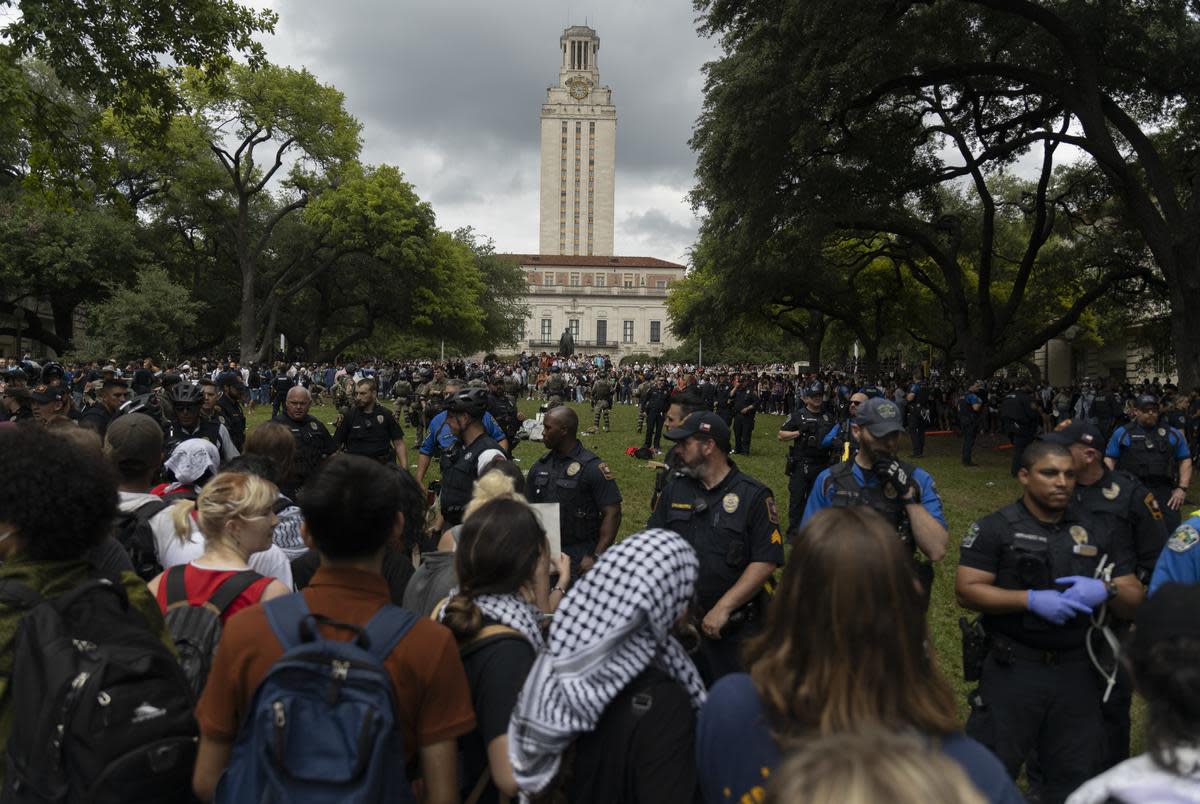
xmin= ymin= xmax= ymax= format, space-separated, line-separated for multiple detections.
xmin=148 ymin=472 xmax=290 ymax=622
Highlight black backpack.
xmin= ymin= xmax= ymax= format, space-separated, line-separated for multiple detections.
xmin=162 ymin=565 xmax=263 ymax=699
xmin=112 ymin=500 xmax=171 ymax=582
xmin=0 ymin=577 xmax=197 ymax=804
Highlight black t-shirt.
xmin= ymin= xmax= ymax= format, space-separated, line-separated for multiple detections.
xmin=567 ymin=667 xmax=700 ymax=804
xmin=459 ymin=627 xmax=535 ymax=804
xmin=289 ymin=546 xmax=413 ymax=604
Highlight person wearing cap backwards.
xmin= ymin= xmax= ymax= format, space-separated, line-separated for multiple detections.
xmin=78 ymin=377 xmax=129 ymax=440
xmin=213 ymin=371 xmax=247 ymax=451
xmin=1043 ymin=420 xmax=1168 ymax=771
xmin=1105 ymin=393 xmax=1192 ymax=533
xmin=956 ymin=439 xmax=1143 ymax=803
xmin=778 ymin=382 xmax=835 ymax=534
xmin=648 ymin=410 xmax=783 ymax=683
xmin=960 ymin=381 xmax=985 ymax=466
xmin=437 ymin=388 xmax=506 ymax=528
xmin=28 ymin=384 xmax=79 ymax=425
xmin=801 ymin=397 xmax=948 ymax=601
xmin=526 ymin=405 xmax=622 ymax=577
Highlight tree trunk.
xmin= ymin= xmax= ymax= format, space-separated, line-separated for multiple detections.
xmin=804 ymin=310 xmax=825 ymax=373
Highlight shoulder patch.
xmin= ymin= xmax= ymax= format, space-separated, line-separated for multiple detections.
xmin=1168 ymin=524 xmax=1199 ymax=553
xmin=1145 ymin=492 xmax=1164 ymax=520
xmin=961 ymin=522 xmax=980 ymax=550
xmin=598 ymin=462 xmax=614 ymax=481
xmin=765 ymin=496 xmax=779 ymax=525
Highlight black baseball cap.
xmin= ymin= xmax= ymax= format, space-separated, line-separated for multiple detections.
xmin=853 ymin=397 xmax=905 ymax=437
xmin=665 ymin=411 xmax=730 ymax=448
xmin=216 ymin=371 xmax=245 ymax=389
xmin=1135 ymin=394 xmax=1159 ymax=409
xmin=29 ymin=385 xmax=68 ymax=404
xmin=1042 ymin=421 xmax=1103 ymax=449
xmin=802 ymin=383 xmax=824 ymax=398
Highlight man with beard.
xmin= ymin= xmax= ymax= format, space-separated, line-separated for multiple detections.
xmin=801 ymin=397 xmax=948 ymax=604
xmin=333 ymin=378 xmax=407 ymax=467
xmin=526 ymin=405 xmax=622 ymax=576
xmin=648 ymin=411 xmax=783 ymax=684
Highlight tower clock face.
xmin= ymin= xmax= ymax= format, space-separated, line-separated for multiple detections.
xmin=567 ymin=77 xmax=591 ymax=100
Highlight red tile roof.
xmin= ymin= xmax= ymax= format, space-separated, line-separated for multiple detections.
xmin=499 ymin=253 xmax=686 ymax=269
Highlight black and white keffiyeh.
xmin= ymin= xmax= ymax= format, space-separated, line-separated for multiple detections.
xmin=507 ymin=528 xmax=703 ymax=796
xmin=439 ymin=588 xmax=545 ymax=650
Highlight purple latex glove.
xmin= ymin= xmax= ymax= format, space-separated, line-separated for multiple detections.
xmin=1027 ymin=589 xmax=1092 ymax=625
xmin=1056 ymin=576 xmax=1108 ymax=610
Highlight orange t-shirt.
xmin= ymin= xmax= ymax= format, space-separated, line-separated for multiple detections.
xmin=195 ymin=566 xmax=475 ymax=762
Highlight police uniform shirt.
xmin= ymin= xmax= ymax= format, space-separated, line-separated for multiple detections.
xmin=78 ymin=404 xmax=111 ymax=437
xmin=959 ymin=392 xmax=982 ymax=419
xmin=275 ymin=413 xmax=334 ymax=482
xmin=1076 ymin=469 xmax=1168 ymax=585
xmin=731 ymin=386 xmax=758 ymax=416
xmin=781 ymin=406 xmax=833 ymax=458
xmin=526 ymin=443 xmax=622 ymax=548
xmin=647 ymin=466 xmax=783 ymax=613
xmin=959 ymin=500 xmax=1134 ymax=651
xmin=714 ymin=383 xmax=733 ymax=410
xmin=1105 ymin=423 xmax=1189 ymax=481
xmin=215 ymin=395 xmax=246 ymax=449
xmin=418 ymin=410 xmax=506 ymax=457
xmin=335 ymin=404 xmax=403 ymax=459
xmin=1148 ymin=514 xmax=1200 ymax=594
xmin=800 ymin=462 xmax=946 ymax=530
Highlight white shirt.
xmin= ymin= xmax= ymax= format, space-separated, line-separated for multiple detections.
xmin=1067 ymin=748 xmax=1200 ymax=804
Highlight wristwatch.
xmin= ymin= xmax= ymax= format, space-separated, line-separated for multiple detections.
xmin=1105 ymin=579 xmax=1119 ymax=600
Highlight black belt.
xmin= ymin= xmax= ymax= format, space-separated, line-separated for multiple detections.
xmin=992 ymin=636 xmax=1087 ymax=665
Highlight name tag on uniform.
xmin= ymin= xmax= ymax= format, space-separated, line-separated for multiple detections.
xmin=1072 ymin=544 xmax=1099 ymax=557
xmin=1014 ymin=532 xmax=1047 ymax=544
xmin=670 ymin=502 xmax=693 ymax=510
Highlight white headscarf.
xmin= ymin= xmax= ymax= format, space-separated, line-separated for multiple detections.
xmin=164 ymin=438 xmax=220 ymax=484
xmin=507 ymin=528 xmax=703 ymax=796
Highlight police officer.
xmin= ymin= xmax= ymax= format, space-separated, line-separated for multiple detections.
xmin=647 ymin=411 xmax=783 ymax=683
xmin=634 ymin=373 xmax=652 ymax=432
xmin=650 ymin=388 xmax=706 ymax=512
xmin=1000 ymin=380 xmax=1041 ymax=477
xmin=390 ymin=372 xmax=415 ymax=424
xmin=28 ymin=384 xmax=79 ymax=425
xmin=820 ymin=391 xmax=868 ymax=464
xmin=802 ymin=397 xmax=948 ymax=601
xmin=1105 ymin=393 xmax=1191 ymax=533
xmin=1090 ymin=379 xmax=1121 ymax=441
xmin=778 ymin=382 xmax=834 ymax=535
xmin=79 ymin=378 xmax=129 ymax=439
xmin=486 ymin=374 xmax=523 ymax=447
xmin=906 ymin=373 xmax=932 ymax=458
xmin=270 ymin=363 xmax=293 ymax=419
xmin=956 ymin=440 xmax=1142 ymax=803
xmin=960 ymin=381 xmax=984 ymax=466
xmin=1043 ymin=421 xmax=1166 ymax=770
xmin=526 ymin=405 xmax=622 ymax=576
xmin=589 ymin=370 xmax=614 ymax=433
xmin=729 ymin=374 xmax=759 ymax=455
xmin=416 ymin=379 xmax=509 ymax=487
xmin=641 ymin=375 xmax=670 ymax=452
xmin=1149 ymin=512 xmax=1200 ymax=593
xmin=214 ymin=371 xmax=248 ymax=451
xmin=334 ymin=378 xmax=407 ymax=467
xmin=275 ymin=385 xmax=335 ymax=496
xmin=438 ymin=388 xmax=507 ymax=528
xmin=164 ymin=382 xmax=238 ymax=463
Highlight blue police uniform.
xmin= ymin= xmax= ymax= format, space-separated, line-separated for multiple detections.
xmin=418 ymin=409 xmax=506 ymax=457
xmin=1148 ymin=514 xmax=1200 ymax=594
xmin=801 ymin=461 xmax=945 ymax=530
xmin=1105 ymin=422 xmax=1190 ymax=532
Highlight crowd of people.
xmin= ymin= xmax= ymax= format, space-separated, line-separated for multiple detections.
xmin=0 ymin=350 xmax=1197 ymax=803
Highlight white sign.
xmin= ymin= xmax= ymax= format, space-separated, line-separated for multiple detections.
xmin=529 ymin=502 xmax=561 ymax=561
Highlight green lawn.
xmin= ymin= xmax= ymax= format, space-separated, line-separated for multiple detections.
xmin=246 ymin=397 xmax=1144 ymax=742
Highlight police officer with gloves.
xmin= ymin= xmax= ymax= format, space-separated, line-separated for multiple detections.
xmin=956 ymin=440 xmax=1142 ymax=803
xmin=802 ymin=397 xmax=948 ymax=601
xmin=437 ymin=388 xmax=507 ymax=528
xmin=1105 ymin=393 xmax=1192 ymax=533
xmin=648 ymin=411 xmax=783 ymax=684
xmin=778 ymin=382 xmax=834 ymax=535
xmin=526 ymin=405 xmax=622 ymax=576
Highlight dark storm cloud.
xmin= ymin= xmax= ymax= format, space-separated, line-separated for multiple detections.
xmin=622 ymin=208 xmax=697 ymax=243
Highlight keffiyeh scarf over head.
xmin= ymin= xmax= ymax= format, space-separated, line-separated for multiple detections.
xmin=507 ymin=528 xmax=704 ymax=796
xmin=438 ymin=589 xmax=545 ymax=651
xmin=164 ymin=438 xmax=220 ymax=484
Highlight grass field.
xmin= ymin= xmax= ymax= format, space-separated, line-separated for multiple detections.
xmin=246 ymin=396 xmax=1146 ymax=741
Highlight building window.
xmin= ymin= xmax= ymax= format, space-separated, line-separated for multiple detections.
xmin=650 ymin=321 xmax=661 ymax=343
xmin=623 ymin=273 xmax=634 ymax=289
xmin=541 ymin=318 xmax=552 ymax=340
xmin=544 ymin=273 xmax=554 ymax=286
xmin=656 ymin=280 xmax=667 ymax=289
xmin=568 ymin=319 xmax=579 ymax=337
xmin=569 ymin=273 xmax=580 ymax=287
xmin=623 ymin=320 xmax=634 ymax=343
xmin=595 ymin=274 xmax=606 ymax=287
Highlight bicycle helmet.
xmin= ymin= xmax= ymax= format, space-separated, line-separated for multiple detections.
xmin=169 ymin=382 xmax=204 ymax=406
xmin=445 ymin=388 xmax=489 ymax=417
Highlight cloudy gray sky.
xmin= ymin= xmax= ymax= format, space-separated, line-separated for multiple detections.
xmin=250 ymin=0 xmax=718 ymax=264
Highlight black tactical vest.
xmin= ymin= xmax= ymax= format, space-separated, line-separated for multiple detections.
xmin=827 ymin=460 xmax=914 ymax=550
xmin=528 ymin=447 xmax=604 ymax=548
xmin=1116 ymin=424 xmax=1175 ymax=483
xmin=439 ymin=433 xmax=504 ymax=522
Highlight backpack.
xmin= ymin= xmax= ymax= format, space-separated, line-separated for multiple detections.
xmin=214 ymin=594 xmax=419 ymax=804
xmin=112 ymin=499 xmax=171 ymax=582
xmin=0 ymin=577 xmax=197 ymax=804
xmin=162 ymin=565 xmax=264 ymax=699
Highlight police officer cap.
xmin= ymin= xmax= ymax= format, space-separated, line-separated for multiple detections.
xmin=1135 ymin=393 xmax=1159 ymax=409
xmin=802 ymin=382 xmax=824 ymax=398
xmin=1041 ymin=420 xmax=1102 ymax=449
xmin=161 ymin=373 xmax=182 ymax=388
xmin=445 ymin=388 xmax=489 ymax=417
xmin=664 ymin=410 xmax=730 ymax=449
xmin=216 ymin=371 xmax=245 ymax=389
xmin=29 ymin=384 xmax=68 ymax=403
xmin=344 ymin=363 xmax=358 ymax=375
xmin=853 ymin=397 xmax=905 ymax=437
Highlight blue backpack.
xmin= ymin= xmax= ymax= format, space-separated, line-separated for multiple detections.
xmin=214 ymin=594 xmax=418 ymax=804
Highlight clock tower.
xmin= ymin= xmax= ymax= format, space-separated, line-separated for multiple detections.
xmin=539 ymin=26 xmax=616 ymax=256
